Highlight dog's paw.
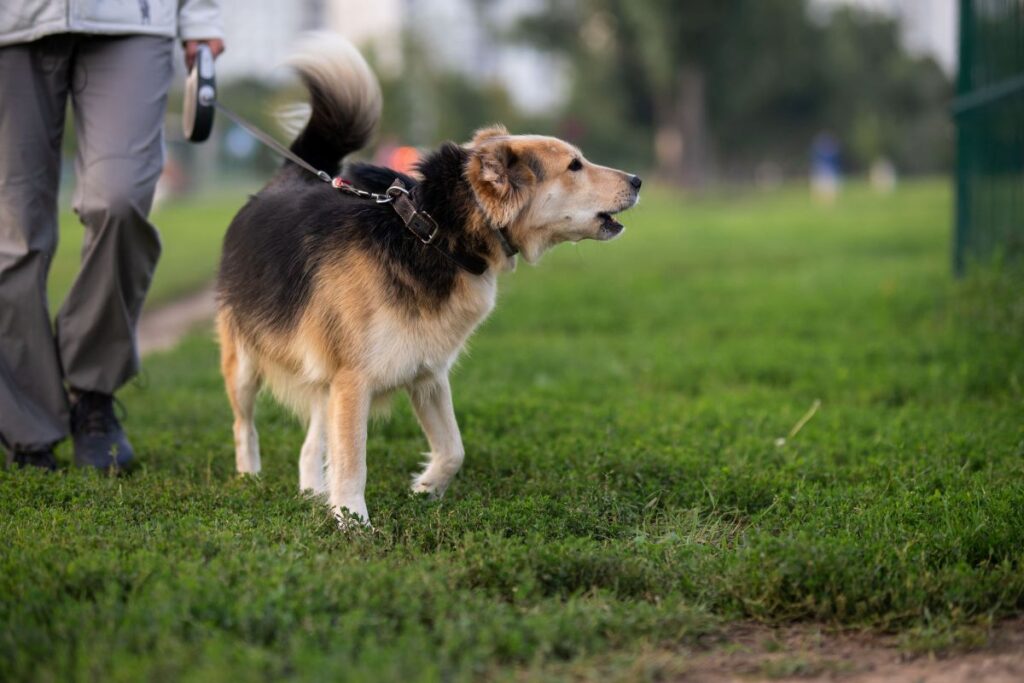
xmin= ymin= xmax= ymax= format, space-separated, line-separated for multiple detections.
xmin=410 ymin=474 xmax=448 ymax=500
xmin=333 ymin=501 xmax=371 ymax=530
xmin=334 ymin=511 xmax=372 ymax=531
xmin=409 ymin=487 xmax=437 ymax=503
xmin=301 ymin=487 xmax=329 ymax=503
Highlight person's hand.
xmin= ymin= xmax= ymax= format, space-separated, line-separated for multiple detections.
xmin=183 ymin=39 xmax=225 ymax=71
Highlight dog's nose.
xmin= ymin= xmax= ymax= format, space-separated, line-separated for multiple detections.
xmin=630 ymin=175 xmax=643 ymax=190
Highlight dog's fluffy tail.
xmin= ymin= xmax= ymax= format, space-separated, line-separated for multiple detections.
xmin=287 ymin=32 xmax=381 ymax=175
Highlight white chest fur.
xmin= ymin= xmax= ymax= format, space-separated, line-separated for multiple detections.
xmin=363 ymin=273 xmax=497 ymax=391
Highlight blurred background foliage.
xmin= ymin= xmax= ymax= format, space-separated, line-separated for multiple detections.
xmin=145 ymin=0 xmax=952 ymax=190
xmin=508 ymin=0 xmax=951 ymax=183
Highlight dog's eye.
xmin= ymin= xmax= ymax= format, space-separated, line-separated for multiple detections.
xmin=567 ymin=158 xmax=583 ymax=172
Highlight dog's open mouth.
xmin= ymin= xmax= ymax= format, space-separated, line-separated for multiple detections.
xmin=597 ymin=211 xmax=625 ymax=239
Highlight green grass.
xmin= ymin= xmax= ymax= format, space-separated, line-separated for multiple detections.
xmin=3 ymin=181 xmax=1023 ymax=681
xmin=49 ymin=193 xmax=248 ymax=311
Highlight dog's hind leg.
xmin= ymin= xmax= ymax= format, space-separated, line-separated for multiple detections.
xmin=326 ymin=371 xmax=371 ymax=525
xmin=299 ymin=396 xmax=328 ymax=495
xmin=409 ymin=372 xmax=465 ymax=499
xmin=219 ymin=316 xmax=262 ymax=475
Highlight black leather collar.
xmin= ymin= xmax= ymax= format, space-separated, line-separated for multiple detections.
xmin=495 ymin=227 xmax=519 ymax=259
xmin=387 ymin=179 xmax=517 ymax=276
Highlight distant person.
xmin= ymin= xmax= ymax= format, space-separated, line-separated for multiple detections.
xmin=869 ymin=157 xmax=897 ymax=194
xmin=810 ymin=131 xmax=842 ymax=204
xmin=0 ymin=1 xmax=225 ymax=470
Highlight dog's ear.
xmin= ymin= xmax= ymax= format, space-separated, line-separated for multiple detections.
xmin=470 ymin=124 xmax=509 ymax=147
xmin=466 ymin=137 xmax=537 ymax=227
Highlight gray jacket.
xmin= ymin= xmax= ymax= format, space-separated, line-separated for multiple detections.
xmin=0 ymin=0 xmax=223 ymax=47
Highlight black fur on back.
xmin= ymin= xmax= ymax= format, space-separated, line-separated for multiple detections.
xmin=217 ymin=143 xmax=493 ymax=335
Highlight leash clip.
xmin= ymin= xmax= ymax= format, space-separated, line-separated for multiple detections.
xmin=380 ymin=183 xmax=409 ymax=204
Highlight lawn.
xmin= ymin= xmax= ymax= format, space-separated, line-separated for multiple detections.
xmin=48 ymin=192 xmax=249 ymax=311
xmin=3 ymin=181 xmax=1022 ymax=681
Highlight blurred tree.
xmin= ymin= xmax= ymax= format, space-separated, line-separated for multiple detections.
xmin=374 ymin=30 xmax=545 ymax=152
xmin=616 ymin=0 xmax=735 ymax=186
xmin=813 ymin=8 xmax=952 ymax=175
xmin=514 ymin=0 xmax=951 ymax=184
xmin=709 ymin=0 xmax=830 ymax=175
xmin=516 ymin=0 xmax=734 ymax=185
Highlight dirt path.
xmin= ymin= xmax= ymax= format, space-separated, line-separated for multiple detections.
xmin=137 ymin=285 xmax=217 ymax=355
xmin=675 ymin=618 xmax=1024 ymax=682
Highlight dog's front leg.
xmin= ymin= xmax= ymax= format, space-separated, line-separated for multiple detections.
xmin=409 ymin=372 xmax=465 ymax=499
xmin=326 ymin=372 xmax=371 ymax=526
xmin=298 ymin=397 xmax=328 ymax=495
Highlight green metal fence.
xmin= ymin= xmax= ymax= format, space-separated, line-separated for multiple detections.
xmin=953 ymin=0 xmax=1024 ymax=273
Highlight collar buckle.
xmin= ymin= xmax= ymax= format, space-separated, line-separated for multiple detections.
xmin=406 ymin=210 xmax=440 ymax=245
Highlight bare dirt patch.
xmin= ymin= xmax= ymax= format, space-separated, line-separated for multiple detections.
xmin=138 ymin=286 xmax=217 ymax=355
xmin=675 ymin=618 xmax=1024 ymax=682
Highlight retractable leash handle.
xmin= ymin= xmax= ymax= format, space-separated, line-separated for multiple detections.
xmin=182 ymin=43 xmax=216 ymax=142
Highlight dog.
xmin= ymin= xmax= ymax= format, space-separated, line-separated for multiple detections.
xmin=216 ymin=34 xmax=641 ymax=525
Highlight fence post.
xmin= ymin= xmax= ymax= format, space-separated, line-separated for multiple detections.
xmin=953 ymin=0 xmax=973 ymax=276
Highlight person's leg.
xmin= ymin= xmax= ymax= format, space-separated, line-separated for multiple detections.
xmin=0 ymin=36 xmax=75 ymax=464
xmin=56 ymin=35 xmax=173 ymax=469
xmin=57 ymin=34 xmax=173 ymax=392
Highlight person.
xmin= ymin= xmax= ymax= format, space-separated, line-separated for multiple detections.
xmin=810 ymin=131 xmax=842 ymax=205
xmin=0 ymin=1 xmax=224 ymax=470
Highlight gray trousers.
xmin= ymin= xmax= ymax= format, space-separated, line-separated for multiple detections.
xmin=0 ymin=34 xmax=173 ymax=451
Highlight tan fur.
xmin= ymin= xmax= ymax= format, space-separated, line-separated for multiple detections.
xmin=218 ymin=313 xmax=262 ymax=474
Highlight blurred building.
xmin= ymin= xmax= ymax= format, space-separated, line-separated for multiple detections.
xmin=326 ymin=0 xmax=567 ymax=114
xmin=211 ymin=0 xmax=566 ymax=113
xmin=205 ymin=1 xmax=951 ymax=111
xmin=324 ymin=0 xmax=403 ymax=76
xmin=213 ymin=0 xmax=326 ymax=83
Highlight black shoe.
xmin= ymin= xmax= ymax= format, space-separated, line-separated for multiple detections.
xmin=6 ymin=448 xmax=58 ymax=471
xmin=70 ymin=390 xmax=135 ymax=471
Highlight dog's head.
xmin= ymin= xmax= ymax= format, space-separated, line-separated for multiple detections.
xmin=465 ymin=125 xmax=641 ymax=263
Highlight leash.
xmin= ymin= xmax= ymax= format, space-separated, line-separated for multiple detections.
xmin=214 ymin=100 xmax=332 ymax=183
